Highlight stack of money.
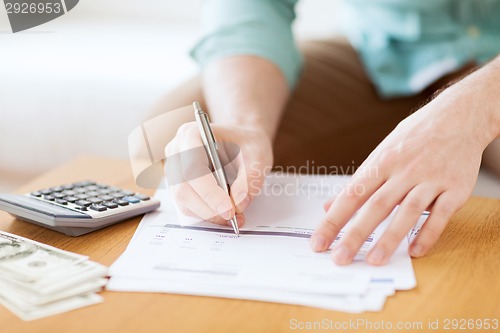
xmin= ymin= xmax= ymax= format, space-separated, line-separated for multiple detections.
xmin=0 ymin=231 xmax=107 ymax=321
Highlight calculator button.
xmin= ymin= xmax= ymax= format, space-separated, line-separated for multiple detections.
xmin=98 ymin=189 xmax=112 ymax=195
xmin=53 ymin=193 xmax=66 ymax=199
xmin=40 ymin=189 xmax=52 ymax=195
xmin=77 ymin=206 xmax=88 ymax=211
xmin=74 ymin=188 xmax=88 ymax=194
xmin=123 ymin=196 xmax=140 ymax=204
xmin=73 ymin=181 xmax=95 ymax=187
xmin=62 ymin=184 xmax=74 ymax=190
xmin=86 ymin=191 xmax=100 ymax=197
xmin=108 ymin=186 xmax=121 ymax=192
xmin=56 ymin=199 xmax=68 ymax=205
xmin=87 ymin=197 xmax=103 ymax=204
xmin=135 ymin=194 xmax=150 ymax=201
xmin=85 ymin=185 xmax=100 ymax=191
xmin=121 ymin=190 xmax=135 ymax=196
xmin=110 ymin=192 xmax=125 ymax=199
xmin=62 ymin=190 xmax=77 ymax=196
xmin=44 ymin=195 xmax=55 ymax=201
xmin=113 ymin=199 xmax=129 ymax=206
xmin=49 ymin=186 xmax=64 ymax=192
xmin=90 ymin=204 xmax=107 ymax=212
xmin=75 ymin=194 xmax=90 ymax=200
xmin=98 ymin=195 xmax=114 ymax=201
xmin=75 ymin=200 xmax=92 ymax=207
xmin=103 ymin=202 xmax=119 ymax=209
xmin=31 ymin=191 xmax=42 ymax=197
xmin=63 ymin=196 xmax=79 ymax=203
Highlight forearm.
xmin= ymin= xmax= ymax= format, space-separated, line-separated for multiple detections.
xmin=202 ymin=55 xmax=290 ymax=140
xmin=477 ymin=56 xmax=500 ymax=138
xmin=440 ymin=56 xmax=500 ymax=141
xmin=490 ymin=57 xmax=500 ymax=138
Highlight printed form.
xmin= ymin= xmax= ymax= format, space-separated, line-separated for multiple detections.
xmin=108 ymin=174 xmax=427 ymax=313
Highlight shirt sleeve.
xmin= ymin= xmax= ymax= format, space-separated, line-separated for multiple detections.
xmin=190 ymin=0 xmax=303 ymax=89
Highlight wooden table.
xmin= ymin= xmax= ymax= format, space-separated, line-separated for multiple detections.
xmin=1 ymin=156 xmax=499 ymax=333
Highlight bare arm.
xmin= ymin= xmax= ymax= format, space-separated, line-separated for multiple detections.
xmin=166 ymin=55 xmax=290 ymax=226
xmin=203 ymin=55 xmax=289 ymax=140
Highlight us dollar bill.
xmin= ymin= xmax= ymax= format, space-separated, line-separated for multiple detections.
xmin=0 ymin=293 xmax=103 ymax=321
xmin=2 ymin=260 xmax=108 ymax=295
xmin=0 ymin=231 xmax=87 ymax=282
xmin=0 ymin=277 xmax=107 ymax=309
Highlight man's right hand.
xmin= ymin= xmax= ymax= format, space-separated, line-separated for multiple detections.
xmin=165 ymin=121 xmax=273 ymax=227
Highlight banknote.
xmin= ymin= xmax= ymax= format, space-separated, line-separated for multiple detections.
xmin=0 ymin=293 xmax=103 ymax=321
xmin=0 ymin=277 xmax=107 ymax=309
xmin=2 ymin=260 xmax=108 ymax=295
xmin=0 ymin=231 xmax=87 ymax=282
xmin=0 ymin=231 xmax=108 ymax=321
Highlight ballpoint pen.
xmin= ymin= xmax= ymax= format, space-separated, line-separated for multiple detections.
xmin=193 ymin=101 xmax=240 ymax=236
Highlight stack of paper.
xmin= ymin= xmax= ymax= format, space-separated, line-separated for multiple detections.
xmin=0 ymin=231 xmax=108 ymax=321
xmin=108 ymin=174 xmax=427 ymax=313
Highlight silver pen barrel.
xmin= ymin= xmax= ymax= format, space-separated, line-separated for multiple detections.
xmin=193 ymin=102 xmax=240 ymax=236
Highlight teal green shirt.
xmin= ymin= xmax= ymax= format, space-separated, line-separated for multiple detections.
xmin=190 ymin=0 xmax=500 ymax=98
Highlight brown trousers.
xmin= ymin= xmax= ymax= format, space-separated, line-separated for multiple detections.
xmin=151 ymin=38 xmax=499 ymax=176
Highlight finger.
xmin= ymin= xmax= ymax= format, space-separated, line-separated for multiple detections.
xmin=188 ymin=173 xmax=235 ymax=219
xmin=172 ymin=183 xmax=227 ymax=225
xmin=323 ymin=195 xmax=337 ymax=212
xmin=177 ymin=204 xmax=227 ymax=224
xmin=165 ymin=137 xmax=178 ymax=158
xmin=178 ymin=127 xmax=235 ymax=220
xmin=175 ymin=185 xmax=246 ymax=228
xmin=178 ymin=195 xmax=246 ymax=228
xmin=310 ymin=167 xmax=386 ymax=253
xmin=330 ymin=179 xmax=408 ymax=265
xmin=409 ymin=191 xmax=459 ymax=257
xmin=218 ymin=149 xmax=252 ymax=214
xmin=323 ymin=179 xmax=348 ymax=211
xmin=164 ymin=139 xmax=184 ymax=186
xmin=366 ymin=184 xmax=440 ymax=265
xmin=234 ymin=212 xmax=246 ymax=228
xmin=230 ymin=153 xmax=264 ymax=212
xmin=217 ymin=141 xmax=239 ymax=186
xmin=230 ymin=161 xmax=251 ymax=212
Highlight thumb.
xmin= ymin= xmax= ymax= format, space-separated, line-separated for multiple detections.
xmin=230 ymin=156 xmax=266 ymax=212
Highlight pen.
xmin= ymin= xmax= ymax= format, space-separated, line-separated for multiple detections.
xmin=193 ymin=101 xmax=240 ymax=236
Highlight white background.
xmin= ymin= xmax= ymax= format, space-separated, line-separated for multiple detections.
xmin=0 ymin=0 xmax=498 ymax=197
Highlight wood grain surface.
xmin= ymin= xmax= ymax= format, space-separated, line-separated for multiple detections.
xmin=0 ymin=156 xmax=498 ymax=333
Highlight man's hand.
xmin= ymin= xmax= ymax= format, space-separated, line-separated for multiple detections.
xmin=166 ymin=122 xmax=273 ymax=226
xmin=310 ymin=59 xmax=500 ymax=266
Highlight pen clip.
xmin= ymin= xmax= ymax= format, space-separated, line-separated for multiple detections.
xmin=202 ymin=113 xmax=218 ymax=151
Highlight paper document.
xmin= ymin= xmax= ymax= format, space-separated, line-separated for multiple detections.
xmin=108 ymin=174 xmax=427 ymax=313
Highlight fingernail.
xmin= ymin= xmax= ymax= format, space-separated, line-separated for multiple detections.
xmin=332 ymin=245 xmax=351 ymax=264
xmin=410 ymin=244 xmax=423 ymax=257
xmin=310 ymin=235 xmax=327 ymax=252
xmin=217 ymin=204 xmax=231 ymax=220
xmin=367 ymin=247 xmax=385 ymax=265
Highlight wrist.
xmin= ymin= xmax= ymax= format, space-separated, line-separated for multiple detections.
xmin=208 ymin=103 xmax=280 ymax=141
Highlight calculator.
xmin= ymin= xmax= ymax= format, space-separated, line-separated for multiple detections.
xmin=0 ymin=181 xmax=160 ymax=236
